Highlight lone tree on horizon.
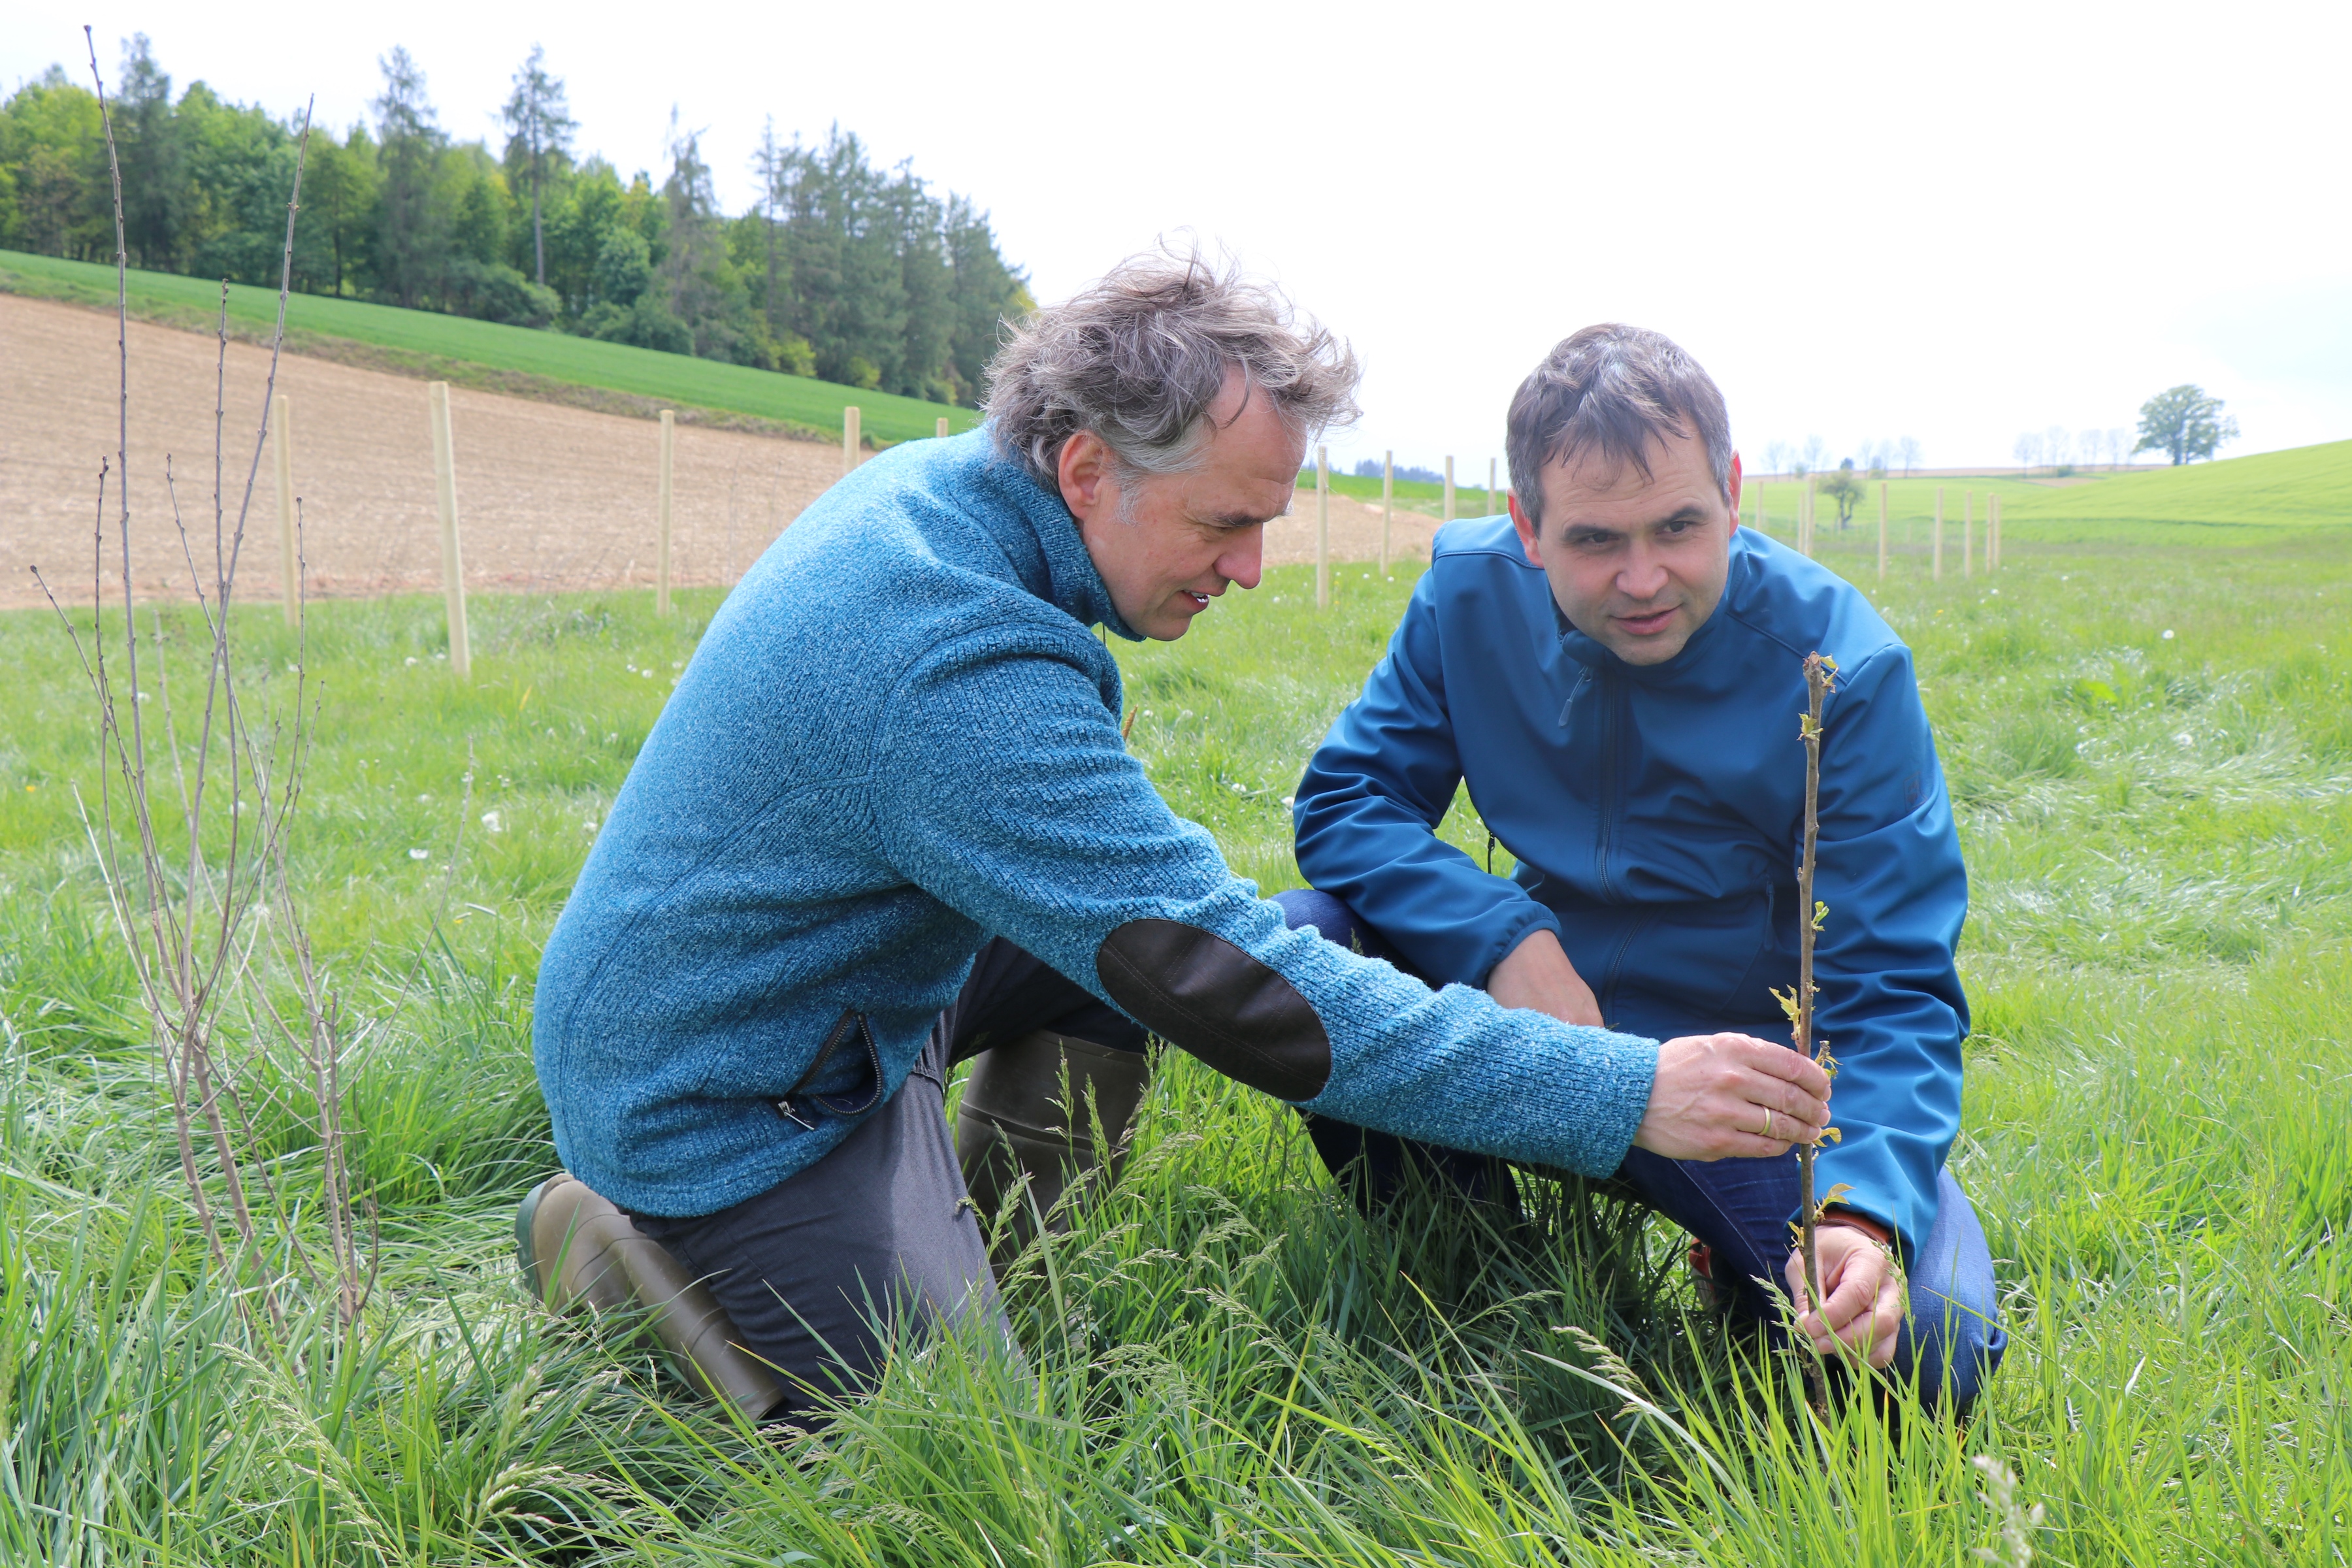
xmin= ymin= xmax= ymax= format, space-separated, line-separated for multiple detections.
xmin=2134 ymin=385 xmax=2240 ymax=466
xmin=1818 ymin=457 xmax=1864 ymax=529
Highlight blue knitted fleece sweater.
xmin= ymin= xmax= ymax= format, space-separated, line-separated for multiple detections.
xmin=532 ymin=429 xmax=1661 ymax=1218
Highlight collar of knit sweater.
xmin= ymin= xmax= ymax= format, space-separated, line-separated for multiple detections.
xmin=966 ymin=428 xmax=1143 ymax=643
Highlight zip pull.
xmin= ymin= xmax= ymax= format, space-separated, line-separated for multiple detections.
xmin=774 ymin=1009 xmax=886 ymax=1129
xmin=1558 ymin=668 xmax=1594 ymax=728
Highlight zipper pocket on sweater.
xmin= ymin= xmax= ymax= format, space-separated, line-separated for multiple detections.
xmin=774 ymin=1009 xmax=885 ymax=1129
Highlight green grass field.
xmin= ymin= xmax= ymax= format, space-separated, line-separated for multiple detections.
xmin=2 ymin=451 xmax=2347 ymax=1562
xmin=0 ymin=248 xmax=981 ymax=446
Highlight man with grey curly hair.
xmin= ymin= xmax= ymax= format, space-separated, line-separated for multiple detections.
xmin=523 ymin=259 xmax=1830 ymax=1421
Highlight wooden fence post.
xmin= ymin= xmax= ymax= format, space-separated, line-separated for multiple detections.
xmin=1933 ymin=487 xmax=1945 ymax=581
xmin=1380 ymin=449 xmax=1393 ymax=574
xmin=1877 ymin=480 xmax=1887 ymax=580
xmin=273 ymin=393 xmax=297 ymax=626
xmin=656 ymin=409 xmax=675 ymax=617
xmin=1315 ymin=445 xmax=1330 ymax=610
xmin=1990 ymin=495 xmax=2002 ymax=570
xmin=843 ymin=406 xmax=861 ymax=474
xmin=936 ymin=416 xmax=950 ymax=439
xmin=1804 ymin=473 xmax=1818 ymax=556
xmin=427 ymin=382 xmax=471 ymax=679
xmin=1486 ymin=457 xmax=1497 ymax=515
xmin=1963 ymin=489 xmax=1974 ymax=578
xmin=1444 ymin=457 xmax=1456 ymax=523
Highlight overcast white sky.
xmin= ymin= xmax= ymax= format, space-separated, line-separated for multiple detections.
xmin=13 ymin=1 xmax=2350 ymax=478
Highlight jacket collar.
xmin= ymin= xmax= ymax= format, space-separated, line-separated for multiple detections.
xmin=965 ymin=427 xmax=1141 ymax=642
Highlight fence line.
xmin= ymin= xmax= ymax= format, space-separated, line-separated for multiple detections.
xmin=427 ymin=381 xmax=472 ymax=678
xmin=1877 ymin=480 xmax=1887 ymax=579
xmin=1315 ymin=446 xmax=1331 ymax=610
xmin=1380 ymin=450 xmax=1394 ymax=574
xmin=656 ymin=409 xmax=676 ymax=618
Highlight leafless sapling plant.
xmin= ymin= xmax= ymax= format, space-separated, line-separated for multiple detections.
xmin=1774 ymin=653 xmax=1843 ymax=1328
xmin=28 ymin=31 xmax=372 ymax=1331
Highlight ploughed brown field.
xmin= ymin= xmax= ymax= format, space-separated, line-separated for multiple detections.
xmin=1 ymin=293 xmax=1431 ymax=613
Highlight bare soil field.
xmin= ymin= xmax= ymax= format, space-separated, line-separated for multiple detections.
xmin=2 ymin=293 xmax=1429 ymax=613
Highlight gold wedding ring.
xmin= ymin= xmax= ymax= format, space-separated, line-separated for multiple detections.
xmin=1761 ymin=1107 xmax=1776 ymax=1139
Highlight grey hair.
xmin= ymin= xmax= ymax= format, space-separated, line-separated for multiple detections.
xmin=1505 ymin=324 xmax=1734 ymax=531
xmin=984 ymin=248 xmax=1362 ymax=490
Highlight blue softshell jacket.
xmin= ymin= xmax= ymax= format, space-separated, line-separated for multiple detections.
xmin=532 ymin=433 xmax=1663 ymax=1219
xmin=1293 ymin=517 xmax=1968 ymax=1256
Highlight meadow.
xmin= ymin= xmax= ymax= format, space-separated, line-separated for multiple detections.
xmin=0 ymin=248 xmax=980 ymax=446
xmin=1 ymin=450 xmax=2347 ymax=1563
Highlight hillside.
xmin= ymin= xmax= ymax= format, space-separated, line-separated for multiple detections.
xmin=0 ymin=249 xmax=980 ymax=448
xmin=1999 ymin=439 xmax=2352 ymax=538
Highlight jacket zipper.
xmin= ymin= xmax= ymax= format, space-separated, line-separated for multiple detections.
xmin=1595 ymin=670 xmax=1621 ymax=904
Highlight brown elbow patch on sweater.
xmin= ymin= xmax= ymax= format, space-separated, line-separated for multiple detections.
xmin=1096 ymin=919 xmax=1331 ymax=1101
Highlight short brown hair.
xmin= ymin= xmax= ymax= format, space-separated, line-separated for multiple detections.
xmin=1505 ymin=324 xmax=1732 ymax=529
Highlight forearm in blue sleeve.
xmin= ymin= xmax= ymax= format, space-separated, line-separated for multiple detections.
xmin=1294 ymin=583 xmax=1560 ymax=985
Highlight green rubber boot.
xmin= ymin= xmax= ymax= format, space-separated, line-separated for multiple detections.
xmin=515 ymin=1171 xmax=787 ymax=1418
xmin=954 ymin=1030 xmax=1154 ymax=1266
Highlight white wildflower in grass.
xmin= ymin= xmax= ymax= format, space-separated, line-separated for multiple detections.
xmin=407 ymin=848 xmax=429 ymax=861
xmin=583 ymin=819 xmax=598 ymax=832
xmin=405 ymin=656 xmax=417 ymax=666
xmin=2163 ymin=629 xmax=2176 ymax=640
xmin=480 ymin=811 xmax=502 ymax=834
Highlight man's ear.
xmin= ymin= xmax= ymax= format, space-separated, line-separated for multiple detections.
xmin=1727 ymin=450 xmax=1744 ymax=535
xmin=1507 ymin=491 xmax=1543 ymax=566
xmin=1059 ymin=431 xmax=1112 ymax=524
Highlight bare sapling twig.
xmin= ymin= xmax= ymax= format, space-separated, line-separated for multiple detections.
xmin=33 ymin=35 xmax=366 ymax=1330
xmin=1776 ymin=653 xmax=1843 ymax=1354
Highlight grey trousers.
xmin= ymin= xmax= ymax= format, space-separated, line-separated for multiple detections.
xmin=627 ymin=938 xmax=1145 ymax=1418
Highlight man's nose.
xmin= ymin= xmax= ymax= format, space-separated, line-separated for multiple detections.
xmin=1618 ymin=544 xmax=1669 ymax=600
xmin=1220 ymin=525 xmax=1265 ymax=591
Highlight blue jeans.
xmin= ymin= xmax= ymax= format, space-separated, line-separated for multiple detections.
xmin=1275 ymin=889 xmax=2006 ymax=1414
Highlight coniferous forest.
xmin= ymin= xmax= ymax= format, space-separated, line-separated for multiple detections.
xmin=0 ymin=37 xmax=1034 ymax=406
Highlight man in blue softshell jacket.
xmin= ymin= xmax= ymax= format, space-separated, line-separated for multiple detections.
xmin=522 ymin=259 xmax=1838 ymax=1419
xmin=1288 ymin=323 xmax=2005 ymax=1411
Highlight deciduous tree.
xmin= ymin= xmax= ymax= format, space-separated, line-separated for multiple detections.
xmin=2133 ymin=385 xmax=2239 ymax=465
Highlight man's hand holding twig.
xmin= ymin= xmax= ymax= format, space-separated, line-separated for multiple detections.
xmin=1785 ymin=1221 xmax=1904 ymax=1369
xmin=1631 ymin=1034 xmax=1832 ymax=1160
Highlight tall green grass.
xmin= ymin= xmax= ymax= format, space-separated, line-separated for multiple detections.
xmin=0 ymin=248 xmax=979 ymax=446
xmin=1 ymin=521 xmax=2347 ymax=1561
